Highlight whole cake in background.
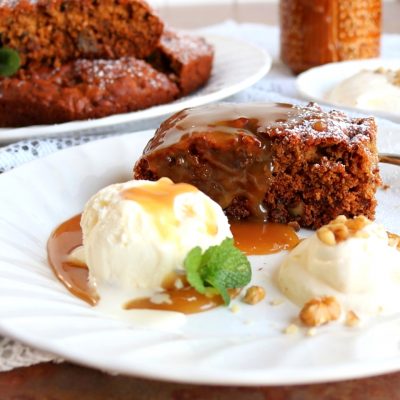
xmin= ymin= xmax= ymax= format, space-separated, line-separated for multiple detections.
xmin=134 ymin=102 xmax=381 ymax=229
xmin=0 ymin=0 xmax=214 ymax=127
xmin=280 ymin=0 xmax=381 ymax=74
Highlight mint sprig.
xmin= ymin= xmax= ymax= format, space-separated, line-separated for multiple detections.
xmin=184 ymin=238 xmax=251 ymax=305
xmin=0 ymin=48 xmax=21 ymax=77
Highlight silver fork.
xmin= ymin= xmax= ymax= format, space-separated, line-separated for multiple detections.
xmin=379 ymin=153 xmax=400 ymax=166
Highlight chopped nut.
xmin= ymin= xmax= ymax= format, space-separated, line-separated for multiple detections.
xmin=345 ymin=310 xmax=360 ymax=327
xmin=374 ymin=66 xmax=386 ymax=74
xmin=346 ymin=215 xmax=370 ymax=232
xmin=306 ymin=328 xmax=317 ymax=337
xmin=299 ymin=296 xmax=341 ymax=327
xmin=381 ymin=183 xmax=391 ymax=190
xmin=230 ymin=304 xmax=240 ymax=314
xmin=317 ymin=226 xmax=336 ymax=246
xmin=329 ymin=223 xmax=349 ymax=242
xmin=388 ymin=232 xmax=400 ymax=250
xmin=317 ymin=215 xmax=372 ymax=245
xmin=393 ymin=69 xmax=400 ymax=86
xmin=284 ymin=324 xmax=299 ymax=335
xmin=333 ymin=215 xmax=347 ymax=224
xmin=243 ymin=285 xmax=266 ymax=305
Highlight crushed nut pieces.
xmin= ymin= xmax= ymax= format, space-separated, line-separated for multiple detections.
xmin=317 ymin=215 xmax=371 ymax=246
xmin=388 ymin=232 xmax=400 ymax=250
xmin=284 ymin=324 xmax=299 ymax=335
xmin=393 ymin=69 xmax=400 ymax=86
xmin=345 ymin=310 xmax=360 ymax=327
xmin=243 ymin=285 xmax=266 ymax=305
xmin=299 ymin=296 xmax=341 ymax=327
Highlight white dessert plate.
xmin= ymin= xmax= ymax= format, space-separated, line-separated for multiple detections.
xmin=0 ymin=124 xmax=400 ymax=386
xmin=296 ymin=58 xmax=400 ymax=122
xmin=0 ymin=34 xmax=271 ymax=144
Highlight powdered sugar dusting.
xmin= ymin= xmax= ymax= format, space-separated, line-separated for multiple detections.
xmin=0 ymin=0 xmax=37 ymax=7
xmin=159 ymin=28 xmax=213 ymax=65
xmin=150 ymin=102 xmax=376 ymax=152
xmin=271 ymin=103 xmax=375 ymax=146
xmin=73 ymin=57 xmax=173 ymax=90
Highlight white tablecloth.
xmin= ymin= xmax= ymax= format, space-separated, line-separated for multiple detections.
xmin=0 ymin=21 xmax=399 ymax=371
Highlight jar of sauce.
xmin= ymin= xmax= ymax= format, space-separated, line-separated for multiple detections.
xmin=280 ymin=0 xmax=381 ymax=74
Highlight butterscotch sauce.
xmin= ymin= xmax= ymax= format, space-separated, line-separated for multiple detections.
xmin=145 ymin=103 xmax=300 ymax=151
xmin=124 ymin=287 xmax=225 ymax=314
xmin=48 ymin=211 xmax=300 ymax=312
xmin=122 ymin=178 xmax=217 ymax=238
xmin=47 ymin=214 xmax=228 ymax=313
xmin=138 ymin=103 xmax=307 ymax=220
xmin=47 ymin=215 xmax=98 ymax=306
xmin=231 ymin=221 xmax=300 ymax=255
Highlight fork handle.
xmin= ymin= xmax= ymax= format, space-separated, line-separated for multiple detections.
xmin=379 ymin=153 xmax=400 ymax=166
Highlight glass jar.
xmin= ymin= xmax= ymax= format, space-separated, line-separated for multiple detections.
xmin=280 ymin=0 xmax=382 ymax=74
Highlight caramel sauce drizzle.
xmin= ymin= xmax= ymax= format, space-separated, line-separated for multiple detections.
xmin=140 ymin=103 xmax=301 ymax=221
xmin=47 ymin=214 xmax=299 ymax=313
xmin=47 ymin=215 xmax=98 ymax=306
xmin=124 ymin=287 xmax=225 ymax=314
xmin=122 ymin=178 xmax=218 ymax=237
xmin=230 ymin=221 xmax=299 ymax=255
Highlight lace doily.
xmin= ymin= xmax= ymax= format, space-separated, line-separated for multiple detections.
xmin=0 ymin=337 xmax=62 ymax=372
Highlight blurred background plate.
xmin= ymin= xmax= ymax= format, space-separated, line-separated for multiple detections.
xmin=296 ymin=58 xmax=400 ymax=122
xmin=0 ymin=34 xmax=271 ymax=144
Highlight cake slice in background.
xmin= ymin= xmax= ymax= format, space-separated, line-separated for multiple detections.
xmin=0 ymin=57 xmax=180 ymax=127
xmin=0 ymin=1 xmax=215 ymax=126
xmin=147 ymin=28 xmax=214 ymax=96
xmin=0 ymin=0 xmax=164 ymax=68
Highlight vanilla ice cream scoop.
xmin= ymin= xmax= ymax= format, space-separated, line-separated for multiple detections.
xmin=278 ymin=216 xmax=400 ymax=315
xmin=76 ymin=178 xmax=232 ymax=294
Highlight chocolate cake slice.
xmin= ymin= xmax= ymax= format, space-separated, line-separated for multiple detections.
xmin=134 ymin=103 xmax=381 ymax=229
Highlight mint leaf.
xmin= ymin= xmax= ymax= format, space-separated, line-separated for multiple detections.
xmin=184 ymin=246 xmax=205 ymax=294
xmin=0 ymin=48 xmax=21 ymax=77
xmin=183 ymin=238 xmax=251 ymax=305
xmin=201 ymin=238 xmax=251 ymax=291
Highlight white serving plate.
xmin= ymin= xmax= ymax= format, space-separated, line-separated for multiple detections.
xmin=0 ymin=34 xmax=271 ymax=143
xmin=0 ymin=123 xmax=399 ymax=385
xmin=296 ymin=58 xmax=400 ymax=122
